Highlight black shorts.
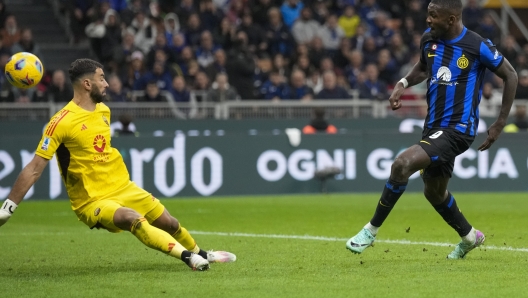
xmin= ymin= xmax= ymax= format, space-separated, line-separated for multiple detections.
xmin=418 ymin=128 xmax=475 ymax=179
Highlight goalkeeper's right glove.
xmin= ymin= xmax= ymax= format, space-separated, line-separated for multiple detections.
xmin=0 ymin=199 xmax=17 ymax=227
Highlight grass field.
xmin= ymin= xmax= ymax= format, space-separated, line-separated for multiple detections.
xmin=1 ymin=193 xmax=528 ymax=297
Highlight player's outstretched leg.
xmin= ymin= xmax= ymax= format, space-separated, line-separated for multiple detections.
xmin=346 ymin=179 xmax=407 ymax=254
xmin=152 ymin=209 xmax=236 ymax=264
xmin=114 ymin=208 xmax=209 ymax=271
xmin=428 ymin=188 xmax=485 ymax=259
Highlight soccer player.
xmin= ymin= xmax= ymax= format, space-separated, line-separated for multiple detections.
xmin=346 ymin=0 xmax=518 ymax=259
xmin=0 ymin=59 xmax=236 ymax=270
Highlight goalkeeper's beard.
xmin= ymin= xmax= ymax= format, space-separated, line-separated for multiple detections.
xmin=90 ymin=87 xmax=106 ymax=103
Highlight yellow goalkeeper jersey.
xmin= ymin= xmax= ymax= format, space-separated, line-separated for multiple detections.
xmin=35 ymin=101 xmax=130 ymax=211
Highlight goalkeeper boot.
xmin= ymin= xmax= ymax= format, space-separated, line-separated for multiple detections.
xmin=447 ymin=230 xmax=485 ymax=260
xmin=187 ymin=253 xmax=210 ymax=271
xmin=207 ymin=251 xmax=237 ymax=263
xmin=346 ymin=228 xmax=376 ymax=254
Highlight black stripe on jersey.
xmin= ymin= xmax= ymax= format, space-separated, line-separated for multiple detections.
xmin=432 ymin=46 xmax=455 ymax=127
xmin=453 ymin=52 xmax=474 ymax=127
xmin=56 ymin=143 xmax=70 ymax=184
xmin=467 ymin=68 xmax=486 ymax=135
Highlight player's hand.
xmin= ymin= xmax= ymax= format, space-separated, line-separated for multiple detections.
xmin=478 ymin=121 xmax=505 ymax=151
xmin=0 ymin=199 xmax=17 ymax=227
xmin=389 ymin=82 xmax=405 ymax=110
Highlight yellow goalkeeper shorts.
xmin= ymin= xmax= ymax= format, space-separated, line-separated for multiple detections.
xmin=74 ymin=181 xmax=165 ymax=233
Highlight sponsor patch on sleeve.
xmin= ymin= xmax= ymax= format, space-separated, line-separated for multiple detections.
xmin=41 ymin=137 xmax=50 ymax=151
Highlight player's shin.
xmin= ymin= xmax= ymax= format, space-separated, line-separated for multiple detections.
xmin=368 ymin=179 xmax=408 ymax=232
xmin=433 ymin=192 xmax=472 ymax=238
xmin=130 ymin=217 xmax=187 ymax=259
xmin=172 ymin=226 xmax=208 ymax=259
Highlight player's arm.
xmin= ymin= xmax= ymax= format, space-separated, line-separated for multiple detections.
xmin=389 ymin=61 xmax=428 ymax=110
xmin=478 ymin=58 xmax=518 ymax=151
xmin=0 ymin=155 xmax=49 ymax=227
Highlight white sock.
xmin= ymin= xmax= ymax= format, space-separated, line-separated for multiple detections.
xmin=364 ymin=222 xmax=379 ymax=236
xmin=461 ymin=227 xmax=476 ymax=243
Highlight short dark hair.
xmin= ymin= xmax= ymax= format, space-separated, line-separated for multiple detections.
xmin=68 ymin=59 xmax=103 ymax=84
xmin=430 ymin=0 xmax=463 ymax=15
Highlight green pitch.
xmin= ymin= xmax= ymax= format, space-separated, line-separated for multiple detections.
xmin=1 ymin=193 xmax=527 ymax=297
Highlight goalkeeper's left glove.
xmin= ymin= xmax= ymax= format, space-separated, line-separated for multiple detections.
xmin=0 ymin=199 xmax=17 ymax=227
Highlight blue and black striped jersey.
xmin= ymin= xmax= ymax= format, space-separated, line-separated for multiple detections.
xmin=420 ymin=27 xmax=504 ymax=136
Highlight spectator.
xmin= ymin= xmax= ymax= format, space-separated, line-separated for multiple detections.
xmin=515 ymin=54 xmax=528 ymax=73
xmin=238 ymin=13 xmax=267 ymax=54
xmin=184 ymin=13 xmax=204 ymax=48
xmin=134 ymin=61 xmax=172 ymax=90
xmin=212 ymin=17 xmax=235 ymax=49
xmin=129 ymin=11 xmax=157 ymax=53
xmin=338 ymin=5 xmax=360 ymax=38
xmin=319 ymin=15 xmax=345 ymax=52
xmin=333 ymin=38 xmax=352 ymax=71
xmin=226 ymin=32 xmax=256 ymax=99
xmin=114 ymin=28 xmax=141 ymax=73
xmin=138 ymin=80 xmax=164 ymax=102
xmin=0 ymin=15 xmax=20 ymax=48
xmin=253 ymin=55 xmax=272 ymax=95
xmin=479 ymin=82 xmax=502 ymax=117
xmin=196 ymin=31 xmax=219 ymax=68
xmin=175 ymin=0 xmax=197 ymax=25
xmin=120 ymin=0 xmax=147 ymax=26
xmin=177 ymin=46 xmax=197 ymax=78
xmin=377 ymin=49 xmax=398 ymax=85
xmin=199 ymin=0 xmax=224 ymax=31
xmin=122 ymin=50 xmax=146 ymax=90
xmin=345 ymin=50 xmax=363 ymax=89
xmin=371 ymin=11 xmax=394 ymax=49
xmin=146 ymin=34 xmax=173 ymax=69
xmin=362 ymin=37 xmax=379 ymax=65
xmin=265 ymin=7 xmax=295 ymax=57
xmin=0 ymin=0 xmax=9 ymax=30
xmin=405 ymin=0 xmax=427 ymax=32
xmin=500 ymin=35 xmax=518 ymax=65
xmin=291 ymin=7 xmax=320 ymax=45
xmin=163 ymin=13 xmax=180 ymax=47
xmin=359 ymin=0 xmax=380 ymax=31
xmin=206 ymin=73 xmax=239 ymax=102
xmin=44 ymin=70 xmax=74 ymax=103
xmin=0 ymin=52 xmax=13 ymax=101
xmin=101 ymin=9 xmax=122 ymax=68
xmin=272 ymin=53 xmax=290 ymax=80
xmin=112 ymin=113 xmax=138 ymax=137
xmin=293 ymin=54 xmax=315 ymax=77
xmin=302 ymin=107 xmax=337 ymax=134
xmin=475 ymin=13 xmax=499 ymax=45
xmin=307 ymin=69 xmax=323 ymax=94
xmin=504 ymin=105 xmax=528 ymax=133
xmin=462 ymin=0 xmax=483 ymax=31
xmin=66 ymin=0 xmax=96 ymax=43
xmin=280 ymin=0 xmax=304 ymax=28
xmin=515 ymin=69 xmax=528 ymax=99
xmin=260 ymin=71 xmax=290 ymax=100
xmin=388 ymin=33 xmax=409 ymax=67
xmin=170 ymin=32 xmax=187 ymax=58
xmin=170 ymin=76 xmax=191 ymax=102
xmin=400 ymin=16 xmax=417 ymax=46
xmin=194 ymin=71 xmax=211 ymax=92
xmin=308 ymin=36 xmax=326 ymax=70
xmin=107 ymin=75 xmax=130 ymax=102
xmin=289 ymin=70 xmax=313 ymax=100
xmin=311 ymin=0 xmax=330 ymax=24
xmin=204 ymin=49 xmax=227 ymax=82
xmin=316 ymin=71 xmax=349 ymax=99
xmin=226 ymin=0 xmax=246 ymax=25
xmin=251 ymin=0 xmax=274 ymax=27
xmin=358 ymin=64 xmax=388 ymax=100
xmin=11 ymin=28 xmax=41 ymax=58
xmin=350 ymin=22 xmax=367 ymax=51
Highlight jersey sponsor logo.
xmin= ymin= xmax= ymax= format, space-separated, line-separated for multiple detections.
xmin=45 ymin=110 xmax=69 ymax=136
xmin=93 ymin=135 xmax=106 ymax=152
xmin=81 ymin=124 xmax=88 ymax=131
xmin=102 ymin=115 xmax=109 ymax=126
xmin=431 ymin=67 xmax=458 ymax=86
xmin=41 ymin=137 xmax=50 ymax=151
xmin=93 ymin=153 xmax=109 ymax=162
xmin=457 ymin=55 xmax=469 ymax=69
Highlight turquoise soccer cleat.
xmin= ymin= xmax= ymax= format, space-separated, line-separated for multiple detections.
xmin=447 ymin=230 xmax=485 ymax=259
xmin=346 ymin=228 xmax=376 ymax=254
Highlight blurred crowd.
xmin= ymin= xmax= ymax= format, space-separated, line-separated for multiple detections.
xmin=1 ymin=0 xmax=528 ymax=105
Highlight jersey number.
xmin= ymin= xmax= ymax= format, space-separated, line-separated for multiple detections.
xmin=429 ymin=131 xmax=443 ymax=139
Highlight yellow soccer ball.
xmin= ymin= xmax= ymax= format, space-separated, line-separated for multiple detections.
xmin=5 ymin=52 xmax=44 ymax=89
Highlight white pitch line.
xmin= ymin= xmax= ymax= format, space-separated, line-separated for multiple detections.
xmin=189 ymin=231 xmax=528 ymax=253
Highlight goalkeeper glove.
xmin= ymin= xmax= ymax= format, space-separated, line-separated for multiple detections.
xmin=0 ymin=199 xmax=17 ymax=227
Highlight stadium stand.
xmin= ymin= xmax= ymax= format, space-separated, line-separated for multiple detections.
xmin=0 ymin=0 xmax=528 ymax=120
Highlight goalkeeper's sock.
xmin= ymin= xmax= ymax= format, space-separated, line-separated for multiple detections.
xmin=172 ymin=225 xmax=208 ymax=259
xmin=131 ymin=217 xmax=187 ymax=259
